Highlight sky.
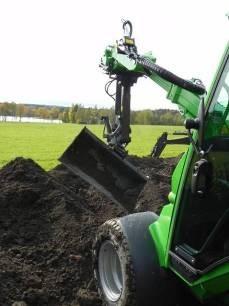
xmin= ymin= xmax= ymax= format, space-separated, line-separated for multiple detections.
xmin=0 ymin=0 xmax=228 ymax=110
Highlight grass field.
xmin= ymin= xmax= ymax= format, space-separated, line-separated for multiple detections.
xmin=0 ymin=123 xmax=188 ymax=170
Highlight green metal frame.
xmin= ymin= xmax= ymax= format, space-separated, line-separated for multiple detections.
xmin=102 ymin=36 xmax=229 ymax=303
xmin=150 ymin=42 xmax=229 ymax=304
xmin=102 ymin=45 xmax=200 ymax=118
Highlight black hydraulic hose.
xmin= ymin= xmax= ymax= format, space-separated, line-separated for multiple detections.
xmin=115 ymin=81 xmax=122 ymax=115
xmin=137 ymin=57 xmax=206 ymax=95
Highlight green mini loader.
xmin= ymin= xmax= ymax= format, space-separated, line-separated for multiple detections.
xmin=60 ymin=21 xmax=229 ymax=305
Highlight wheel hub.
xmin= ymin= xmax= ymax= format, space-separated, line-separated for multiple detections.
xmin=98 ymin=240 xmax=123 ymax=302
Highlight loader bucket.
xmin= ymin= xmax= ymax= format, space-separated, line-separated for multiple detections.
xmin=59 ymin=127 xmax=146 ymax=212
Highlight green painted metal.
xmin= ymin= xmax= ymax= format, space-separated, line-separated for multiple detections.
xmin=148 ymin=41 xmax=228 ymax=302
xmin=149 ymin=152 xmax=188 ymax=266
xmin=102 ymin=29 xmax=229 ymax=303
xmin=170 ymin=263 xmax=229 ymax=303
xmin=164 ymin=43 xmax=229 ymax=302
xmin=168 ymin=151 xmax=188 ymax=204
xmin=149 ymin=203 xmax=173 ymax=266
xmin=102 ymin=44 xmax=201 ymax=119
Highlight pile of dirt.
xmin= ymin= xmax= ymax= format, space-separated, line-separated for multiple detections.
xmin=0 ymin=156 xmax=178 ymax=306
xmin=128 ymin=155 xmax=178 ymax=213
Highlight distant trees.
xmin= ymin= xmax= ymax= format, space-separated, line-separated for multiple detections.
xmin=16 ymin=104 xmax=26 ymax=121
xmin=0 ymin=102 xmax=183 ymax=125
xmin=60 ymin=104 xmax=115 ymax=124
xmin=0 ymin=102 xmax=63 ymax=121
xmin=131 ymin=109 xmax=183 ymax=125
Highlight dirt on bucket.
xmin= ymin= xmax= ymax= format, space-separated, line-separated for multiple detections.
xmin=0 ymin=156 xmax=178 ymax=306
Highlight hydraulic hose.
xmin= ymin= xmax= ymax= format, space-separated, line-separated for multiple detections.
xmin=137 ymin=57 xmax=206 ymax=95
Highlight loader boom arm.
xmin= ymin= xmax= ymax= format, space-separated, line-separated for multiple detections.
xmin=101 ymin=44 xmax=205 ymax=119
xmin=59 ymin=21 xmax=208 ymax=212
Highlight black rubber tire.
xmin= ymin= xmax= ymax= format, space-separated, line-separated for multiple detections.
xmin=93 ymin=212 xmax=179 ymax=306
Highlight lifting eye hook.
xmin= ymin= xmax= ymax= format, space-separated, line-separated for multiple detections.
xmin=122 ymin=20 xmax=133 ymax=37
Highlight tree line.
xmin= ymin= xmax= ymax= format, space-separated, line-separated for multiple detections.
xmin=0 ymin=102 xmax=183 ymax=125
xmin=0 ymin=102 xmax=62 ymax=121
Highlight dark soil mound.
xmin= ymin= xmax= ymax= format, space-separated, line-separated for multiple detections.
xmin=128 ymin=156 xmax=178 ymax=213
xmin=0 ymin=156 xmax=178 ymax=306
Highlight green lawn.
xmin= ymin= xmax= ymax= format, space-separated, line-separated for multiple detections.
xmin=0 ymin=123 xmax=188 ymax=170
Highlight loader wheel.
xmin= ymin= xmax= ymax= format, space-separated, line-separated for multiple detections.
xmin=93 ymin=212 xmax=178 ymax=306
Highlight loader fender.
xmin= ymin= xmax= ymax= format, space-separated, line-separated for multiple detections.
xmin=93 ymin=212 xmax=178 ymax=306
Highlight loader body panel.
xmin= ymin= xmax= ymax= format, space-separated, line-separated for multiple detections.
xmin=148 ymin=43 xmax=229 ymax=303
xmin=161 ymin=44 xmax=229 ymax=305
